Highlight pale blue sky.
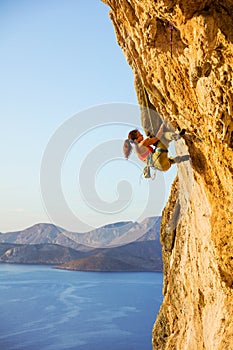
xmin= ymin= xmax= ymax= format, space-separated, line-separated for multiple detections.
xmin=1 ymin=0 xmax=177 ymax=232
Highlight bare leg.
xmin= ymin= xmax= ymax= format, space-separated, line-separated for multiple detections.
xmin=160 ymin=131 xmax=174 ymax=147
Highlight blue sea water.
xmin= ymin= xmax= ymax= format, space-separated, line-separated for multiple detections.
xmin=0 ymin=264 xmax=163 ymax=350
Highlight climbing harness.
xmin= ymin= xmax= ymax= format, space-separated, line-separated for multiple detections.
xmin=154 ymin=148 xmax=168 ymax=153
xmin=142 ymin=147 xmax=167 ymax=179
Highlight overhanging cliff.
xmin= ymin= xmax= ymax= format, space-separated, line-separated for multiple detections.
xmin=102 ymin=1 xmax=233 ymax=349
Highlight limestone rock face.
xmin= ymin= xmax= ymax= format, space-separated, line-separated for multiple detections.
xmin=102 ymin=1 xmax=233 ymax=349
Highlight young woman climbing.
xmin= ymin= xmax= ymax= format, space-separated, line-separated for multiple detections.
xmin=123 ymin=123 xmax=185 ymax=172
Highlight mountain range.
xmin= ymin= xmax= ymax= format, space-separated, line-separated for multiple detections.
xmin=0 ymin=217 xmax=162 ymax=272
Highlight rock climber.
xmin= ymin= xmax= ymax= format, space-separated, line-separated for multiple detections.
xmin=123 ymin=123 xmax=185 ymax=172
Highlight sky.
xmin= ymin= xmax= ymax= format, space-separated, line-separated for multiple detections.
xmin=0 ymin=0 xmax=177 ymax=233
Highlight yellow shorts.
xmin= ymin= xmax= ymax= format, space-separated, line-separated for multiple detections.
xmin=152 ymin=141 xmax=171 ymax=172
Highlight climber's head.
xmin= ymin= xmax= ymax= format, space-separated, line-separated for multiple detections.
xmin=128 ymin=129 xmax=143 ymax=143
xmin=123 ymin=129 xmax=143 ymax=159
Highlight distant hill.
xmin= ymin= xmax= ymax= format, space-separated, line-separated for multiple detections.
xmin=0 ymin=243 xmax=85 ymax=265
xmin=58 ymin=240 xmax=162 ymax=272
xmin=0 ymin=217 xmax=162 ymax=271
xmin=0 ymin=223 xmax=92 ymax=252
xmin=0 ymin=217 xmax=161 ymax=248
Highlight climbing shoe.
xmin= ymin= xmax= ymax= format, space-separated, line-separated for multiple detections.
xmin=169 ymin=157 xmax=175 ymax=165
xmin=172 ymin=133 xmax=181 ymax=141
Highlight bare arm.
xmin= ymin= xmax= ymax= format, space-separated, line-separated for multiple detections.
xmin=141 ymin=123 xmax=164 ymax=146
xmin=142 ymin=135 xmax=159 ymax=146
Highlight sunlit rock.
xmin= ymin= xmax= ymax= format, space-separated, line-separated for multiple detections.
xmin=102 ymin=0 xmax=233 ymax=349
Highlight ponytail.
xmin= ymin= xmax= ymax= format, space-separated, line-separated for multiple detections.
xmin=123 ymin=129 xmax=138 ymax=159
xmin=123 ymin=139 xmax=133 ymax=159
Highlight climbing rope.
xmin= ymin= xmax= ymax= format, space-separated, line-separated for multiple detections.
xmin=118 ymin=3 xmax=202 ymax=143
xmin=118 ymin=2 xmax=160 ymax=134
xmin=169 ymin=22 xmax=173 ymax=59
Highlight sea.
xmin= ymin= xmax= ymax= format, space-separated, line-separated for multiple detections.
xmin=0 ymin=264 xmax=163 ymax=350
